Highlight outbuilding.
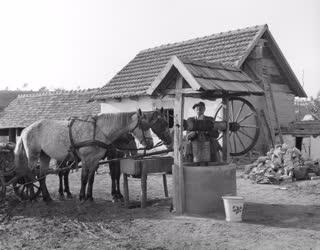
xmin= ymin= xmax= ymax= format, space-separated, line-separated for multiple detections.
xmin=91 ymin=24 xmax=306 ymax=154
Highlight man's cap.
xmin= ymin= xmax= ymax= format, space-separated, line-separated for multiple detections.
xmin=192 ymin=101 xmax=205 ymax=109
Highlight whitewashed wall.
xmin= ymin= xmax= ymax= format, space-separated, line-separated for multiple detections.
xmin=100 ymin=96 xmax=220 ymax=118
xmin=100 ymin=96 xmax=173 ymax=113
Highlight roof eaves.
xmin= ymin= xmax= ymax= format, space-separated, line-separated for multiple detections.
xmin=146 ymin=56 xmax=201 ymax=95
xmin=263 ymin=30 xmax=307 ymax=97
xmin=266 ymin=31 xmax=307 ymax=97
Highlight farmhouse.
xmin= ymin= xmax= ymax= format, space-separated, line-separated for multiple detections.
xmin=91 ymin=24 xmax=307 ymax=154
xmin=0 ymin=89 xmax=100 ymax=142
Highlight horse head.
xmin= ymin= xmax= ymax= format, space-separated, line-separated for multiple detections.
xmin=144 ymin=108 xmax=173 ymax=148
xmin=130 ymin=110 xmax=154 ymax=149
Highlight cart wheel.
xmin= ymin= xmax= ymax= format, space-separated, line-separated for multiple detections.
xmin=13 ymin=179 xmax=41 ymax=200
xmin=214 ymin=96 xmax=260 ymax=156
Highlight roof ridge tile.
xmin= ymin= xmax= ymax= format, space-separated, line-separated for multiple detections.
xmin=140 ymin=24 xmax=266 ymax=53
xmin=17 ymin=88 xmax=98 ymax=98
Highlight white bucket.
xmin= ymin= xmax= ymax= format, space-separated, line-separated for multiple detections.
xmin=222 ymin=196 xmax=244 ymax=222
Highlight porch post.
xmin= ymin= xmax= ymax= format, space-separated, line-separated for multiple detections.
xmin=173 ymin=75 xmax=185 ymax=214
xmin=8 ymin=128 xmax=16 ymax=143
xmin=222 ymin=96 xmax=230 ymax=162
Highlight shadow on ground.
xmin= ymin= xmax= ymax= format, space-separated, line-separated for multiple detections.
xmin=244 ymin=202 xmax=320 ymax=231
xmin=1 ymin=196 xmax=173 ymax=224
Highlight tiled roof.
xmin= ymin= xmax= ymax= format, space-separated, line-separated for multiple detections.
xmin=0 ymin=90 xmax=34 ymax=110
xmin=181 ymin=57 xmax=264 ymax=94
xmin=93 ymin=25 xmax=266 ymax=100
xmin=148 ymin=56 xmax=264 ymax=96
xmin=0 ymin=89 xmax=100 ymax=129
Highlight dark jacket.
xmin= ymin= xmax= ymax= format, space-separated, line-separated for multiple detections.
xmin=185 ymin=116 xmax=221 ymax=162
xmin=186 ymin=116 xmax=219 ymax=141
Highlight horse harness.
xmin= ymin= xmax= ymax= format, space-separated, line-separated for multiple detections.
xmin=67 ymin=115 xmax=144 ymax=163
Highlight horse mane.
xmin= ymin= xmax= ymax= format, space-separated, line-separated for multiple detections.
xmin=97 ymin=112 xmax=135 ymax=129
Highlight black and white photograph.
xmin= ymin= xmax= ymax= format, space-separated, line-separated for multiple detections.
xmin=0 ymin=0 xmax=319 ymax=249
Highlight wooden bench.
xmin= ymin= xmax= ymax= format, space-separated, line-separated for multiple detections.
xmin=120 ymin=156 xmax=173 ymax=208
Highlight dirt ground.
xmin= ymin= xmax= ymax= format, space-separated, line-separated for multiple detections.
xmin=1 ymin=165 xmax=320 ymax=250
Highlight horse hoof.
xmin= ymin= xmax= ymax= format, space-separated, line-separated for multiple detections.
xmin=59 ymin=195 xmax=65 ymax=201
xmin=66 ymin=193 xmax=73 ymax=199
xmin=30 ymin=198 xmax=38 ymax=203
xmin=43 ymin=197 xmax=53 ymax=204
xmin=86 ymin=197 xmax=94 ymax=202
xmin=111 ymin=195 xmax=119 ymax=203
xmin=117 ymin=194 xmax=124 ymax=202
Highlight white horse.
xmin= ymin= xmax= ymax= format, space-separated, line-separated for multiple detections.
xmin=14 ymin=111 xmax=154 ymax=202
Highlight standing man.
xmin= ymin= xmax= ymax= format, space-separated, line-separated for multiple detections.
xmin=186 ymin=102 xmax=221 ymax=162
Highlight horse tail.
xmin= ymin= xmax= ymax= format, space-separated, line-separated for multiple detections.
xmin=14 ymin=136 xmax=28 ymax=173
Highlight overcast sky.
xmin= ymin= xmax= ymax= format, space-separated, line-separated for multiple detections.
xmin=0 ymin=0 xmax=319 ymax=97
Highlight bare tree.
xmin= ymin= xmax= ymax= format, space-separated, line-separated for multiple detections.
xmin=38 ymin=86 xmax=50 ymax=92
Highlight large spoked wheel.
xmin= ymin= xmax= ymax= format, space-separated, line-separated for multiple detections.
xmin=214 ymin=97 xmax=260 ymax=156
xmin=13 ymin=178 xmax=41 ymax=201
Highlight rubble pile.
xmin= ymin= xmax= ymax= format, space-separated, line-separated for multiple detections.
xmin=242 ymin=144 xmax=320 ymax=184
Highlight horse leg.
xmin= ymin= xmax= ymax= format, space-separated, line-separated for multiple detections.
xmin=57 ymin=161 xmax=64 ymax=198
xmin=64 ymin=169 xmax=72 ymax=198
xmin=115 ymin=161 xmax=123 ymax=201
xmin=58 ymin=170 xmax=64 ymax=199
xmin=25 ymin=175 xmax=36 ymax=201
xmin=26 ymin=154 xmax=40 ymax=201
xmin=79 ymin=167 xmax=89 ymax=201
xmin=86 ymin=168 xmax=96 ymax=202
xmin=109 ymin=162 xmax=117 ymax=202
xmin=39 ymin=152 xmax=52 ymax=202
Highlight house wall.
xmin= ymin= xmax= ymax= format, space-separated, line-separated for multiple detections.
xmin=242 ymin=39 xmax=297 ymax=153
xmin=101 ymin=96 xmax=173 ymax=113
xmin=100 ymin=96 xmax=220 ymax=118
xmin=0 ymin=136 xmax=8 ymax=143
xmin=301 ymin=136 xmax=320 ymax=160
xmin=272 ymin=90 xmax=295 ymax=127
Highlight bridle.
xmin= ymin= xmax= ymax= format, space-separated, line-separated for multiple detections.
xmin=146 ymin=111 xmax=171 ymax=145
xmin=129 ymin=114 xmax=152 ymax=148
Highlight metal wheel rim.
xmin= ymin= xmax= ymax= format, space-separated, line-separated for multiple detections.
xmin=214 ymin=96 xmax=260 ymax=156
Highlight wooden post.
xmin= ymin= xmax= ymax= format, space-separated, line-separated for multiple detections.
xmin=162 ymin=174 xmax=168 ymax=197
xmin=173 ymin=75 xmax=185 ymax=214
xmin=222 ymin=97 xmax=230 ymax=162
xmin=140 ymin=164 xmax=148 ymax=208
xmin=8 ymin=128 xmax=16 ymax=143
xmin=254 ymin=40 xmax=277 ymax=145
xmin=245 ymin=40 xmax=279 ymax=149
xmin=123 ymin=173 xmax=129 ymax=208
xmin=263 ymin=71 xmax=284 ymax=144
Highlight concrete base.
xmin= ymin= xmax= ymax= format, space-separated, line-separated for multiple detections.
xmin=183 ymin=163 xmax=236 ymax=214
